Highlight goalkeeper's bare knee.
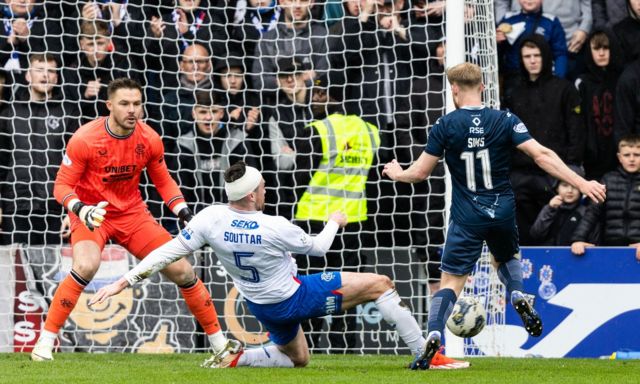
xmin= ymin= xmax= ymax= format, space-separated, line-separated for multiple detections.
xmin=161 ymin=258 xmax=197 ymax=286
xmin=71 ymin=242 xmax=102 ymax=280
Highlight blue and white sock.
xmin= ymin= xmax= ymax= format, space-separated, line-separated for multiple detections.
xmin=427 ymin=288 xmax=457 ymax=335
xmin=427 ymin=330 xmax=442 ymax=341
xmin=497 ymin=259 xmax=524 ymax=298
xmin=510 ymin=290 xmax=526 ymax=306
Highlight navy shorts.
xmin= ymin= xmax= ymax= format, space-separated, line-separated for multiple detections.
xmin=441 ymin=218 xmax=519 ymax=276
xmin=245 ymin=272 xmax=343 ymax=346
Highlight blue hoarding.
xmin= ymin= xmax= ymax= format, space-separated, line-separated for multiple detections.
xmin=502 ymin=247 xmax=640 ymax=358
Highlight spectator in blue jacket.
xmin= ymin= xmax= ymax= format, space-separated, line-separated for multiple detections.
xmin=496 ymin=0 xmax=592 ymax=81
xmin=496 ymin=0 xmax=569 ymax=86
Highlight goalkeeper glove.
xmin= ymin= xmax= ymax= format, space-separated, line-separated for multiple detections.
xmin=71 ymin=200 xmax=108 ymax=231
xmin=177 ymin=206 xmax=194 ymax=228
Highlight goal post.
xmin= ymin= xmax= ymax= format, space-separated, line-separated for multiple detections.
xmin=443 ymin=0 xmax=505 ymax=357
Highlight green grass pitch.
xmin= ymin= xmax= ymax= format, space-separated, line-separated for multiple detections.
xmin=2 ymin=353 xmax=639 ymax=384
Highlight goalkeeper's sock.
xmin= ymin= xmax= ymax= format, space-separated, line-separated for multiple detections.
xmin=237 ymin=346 xmax=295 ymax=368
xmin=497 ymin=259 xmax=524 ymax=297
xmin=427 ymin=288 xmax=457 ymax=335
xmin=43 ymin=270 xmax=88 ymax=333
xmin=179 ymin=278 xmax=221 ymax=335
xmin=38 ymin=329 xmax=58 ymax=347
xmin=207 ymin=330 xmax=227 ymax=353
xmin=375 ymin=289 xmax=426 ymax=354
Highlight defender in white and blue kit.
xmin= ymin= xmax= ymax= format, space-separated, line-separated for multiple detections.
xmin=90 ymin=162 xmax=455 ymax=369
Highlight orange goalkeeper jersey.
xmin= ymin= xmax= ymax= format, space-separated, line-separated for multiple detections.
xmin=54 ymin=117 xmax=185 ymax=214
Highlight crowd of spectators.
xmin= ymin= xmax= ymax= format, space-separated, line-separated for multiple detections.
xmin=494 ymin=0 xmax=640 ymax=257
xmin=0 ymin=0 xmax=639 ymax=259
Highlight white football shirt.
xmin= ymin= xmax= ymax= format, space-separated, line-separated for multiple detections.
xmin=177 ymin=204 xmax=314 ymax=304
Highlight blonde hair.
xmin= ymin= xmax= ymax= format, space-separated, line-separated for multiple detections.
xmin=446 ymin=62 xmax=483 ymax=89
xmin=618 ymin=134 xmax=640 ymax=151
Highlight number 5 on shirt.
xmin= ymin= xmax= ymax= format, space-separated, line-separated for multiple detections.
xmin=234 ymin=251 xmax=260 ymax=283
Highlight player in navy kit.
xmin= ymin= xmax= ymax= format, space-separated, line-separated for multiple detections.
xmin=383 ymin=62 xmax=606 ymax=369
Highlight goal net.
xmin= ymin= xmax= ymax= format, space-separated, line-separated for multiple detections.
xmin=0 ymin=1 xmax=503 ymax=356
xmin=445 ymin=245 xmax=506 ymax=357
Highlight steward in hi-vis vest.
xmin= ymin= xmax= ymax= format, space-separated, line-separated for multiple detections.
xmin=292 ymin=82 xmax=380 ymax=351
xmin=295 ymin=113 xmax=380 ymax=223
xmin=295 ymin=113 xmax=380 ymax=353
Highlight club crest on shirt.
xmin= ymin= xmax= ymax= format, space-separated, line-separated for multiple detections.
xmin=135 ymin=144 xmax=145 ymax=158
xmin=321 ymin=272 xmax=335 ymax=282
xmin=62 ymin=153 xmax=72 ymax=166
xmin=513 ymin=123 xmax=528 ymax=133
xmin=181 ymin=228 xmax=193 ymax=240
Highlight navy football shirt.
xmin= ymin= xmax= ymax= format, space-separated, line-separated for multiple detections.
xmin=425 ymin=106 xmax=532 ymax=227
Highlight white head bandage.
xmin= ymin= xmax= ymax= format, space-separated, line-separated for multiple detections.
xmin=225 ymin=166 xmax=262 ymax=201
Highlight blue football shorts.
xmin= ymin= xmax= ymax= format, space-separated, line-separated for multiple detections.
xmin=441 ymin=218 xmax=520 ymax=276
xmin=244 ymin=271 xmax=343 ymax=345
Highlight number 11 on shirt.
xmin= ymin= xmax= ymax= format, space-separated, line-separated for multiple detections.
xmin=460 ymin=149 xmax=493 ymax=192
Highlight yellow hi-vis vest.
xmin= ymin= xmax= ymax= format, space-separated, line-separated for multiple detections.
xmin=295 ymin=114 xmax=380 ymax=223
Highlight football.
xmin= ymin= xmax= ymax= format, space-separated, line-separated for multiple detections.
xmin=446 ymin=296 xmax=487 ymax=338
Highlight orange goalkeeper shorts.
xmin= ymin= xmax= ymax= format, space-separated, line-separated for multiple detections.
xmin=70 ymin=206 xmax=171 ymax=259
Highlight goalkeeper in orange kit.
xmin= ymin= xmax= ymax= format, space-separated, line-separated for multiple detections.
xmin=31 ymin=78 xmax=240 ymax=363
